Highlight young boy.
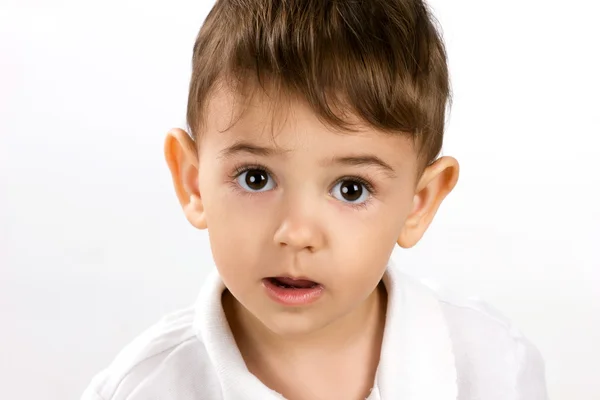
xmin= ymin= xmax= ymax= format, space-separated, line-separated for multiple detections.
xmin=82 ymin=0 xmax=548 ymax=399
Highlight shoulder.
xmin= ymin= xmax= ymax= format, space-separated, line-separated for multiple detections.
xmin=81 ymin=306 xmax=214 ymax=400
xmin=413 ymin=277 xmax=549 ymax=399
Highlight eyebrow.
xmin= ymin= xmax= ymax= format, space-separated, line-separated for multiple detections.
xmin=328 ymin=155 xmax=397 ymax=178
xmin=219 ymin=140 xmax=397 ymax=178
xmin=218 ymin=141 xmax=288 ymax=159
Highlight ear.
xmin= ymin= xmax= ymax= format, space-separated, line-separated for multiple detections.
xmin=397 ymin=156 xmax=459 ymax=248
xmin=164 ymin=128 xmax=207 ymax=230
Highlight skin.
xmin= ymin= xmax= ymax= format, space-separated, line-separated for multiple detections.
xmin=165 ymin=85 xmax=459 ymax=399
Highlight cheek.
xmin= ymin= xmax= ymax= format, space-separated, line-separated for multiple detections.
xmin=203 ymin=188 xmax=273 ymax=277
xmin=330 ymin=222 xmax=396 ymax=283
xmin=325 ymin=199 xmax=411 ymax=280
xmin=329 ymin=198 xmax=410 ymax=249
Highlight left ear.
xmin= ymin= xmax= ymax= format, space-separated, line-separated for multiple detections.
xmin=397 ymin=156 xmax=459 ymax=248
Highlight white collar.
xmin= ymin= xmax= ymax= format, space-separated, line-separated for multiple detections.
xmin=193 ymin=261 xmax=457 ymax=399
xmin=375 ymin=261 xmax=457 ymax=399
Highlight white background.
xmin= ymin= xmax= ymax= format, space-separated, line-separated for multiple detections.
xmin=1 ymin=1 xmax=599 ymax=399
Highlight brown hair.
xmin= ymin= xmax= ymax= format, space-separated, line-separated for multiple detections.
xmin=186 ymin=0 xmax=451 ymax=169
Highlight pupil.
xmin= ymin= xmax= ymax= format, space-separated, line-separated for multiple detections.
xmin=245 ymin=169 xmax=267 ymax=190
xmin=341 ymin=181 xmax=362 ymax=201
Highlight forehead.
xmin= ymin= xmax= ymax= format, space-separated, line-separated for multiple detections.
xmin=201 ymin=84 xmax=418 ymax=167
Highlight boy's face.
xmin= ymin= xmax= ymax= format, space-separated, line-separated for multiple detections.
xmin=166 ymin=86 xmax=458 ymax=337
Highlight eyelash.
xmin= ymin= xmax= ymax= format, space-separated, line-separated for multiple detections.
xmin=228 ymin=162 xmax=378 ymax=209
xmin=229 ymin=162 xmax=272 ymax=183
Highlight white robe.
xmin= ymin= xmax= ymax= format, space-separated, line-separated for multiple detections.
xmin=82 ymin=261 xmax=548 ymax=399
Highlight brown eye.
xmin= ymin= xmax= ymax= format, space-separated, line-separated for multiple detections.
xmin=237 ymin=168 xmax=274 ymax=192
xmin=332 ymin=179 xmax=370 ymax=204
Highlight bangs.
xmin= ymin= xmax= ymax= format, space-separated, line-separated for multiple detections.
xmin=187 ymin=0 xmax=450 ymax=164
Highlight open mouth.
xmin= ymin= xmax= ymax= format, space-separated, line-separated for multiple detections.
xmin=262 ymin=276 xmax=324 ymax=306
xmin=267 ymin=277 xmax=320 ymax=289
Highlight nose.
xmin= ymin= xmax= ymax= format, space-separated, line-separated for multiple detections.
xmin=273 ymin=205 xmax=326 ymax=252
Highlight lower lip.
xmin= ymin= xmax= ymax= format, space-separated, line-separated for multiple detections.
xmin=262 ymin=278 xmax=324 ymax=306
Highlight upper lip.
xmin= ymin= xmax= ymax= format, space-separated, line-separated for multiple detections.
xmin=274 ymin=275 xmax=313 ymax=280
xmin=268 ymin=275 xmax=321 ymax=284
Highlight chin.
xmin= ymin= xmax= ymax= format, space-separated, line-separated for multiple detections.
xmin=259 ymin=312 xmax=329 ymax=338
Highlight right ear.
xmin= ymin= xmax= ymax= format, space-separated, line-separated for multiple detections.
xmin=164 ymin=128 xmax=207 ymax=230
